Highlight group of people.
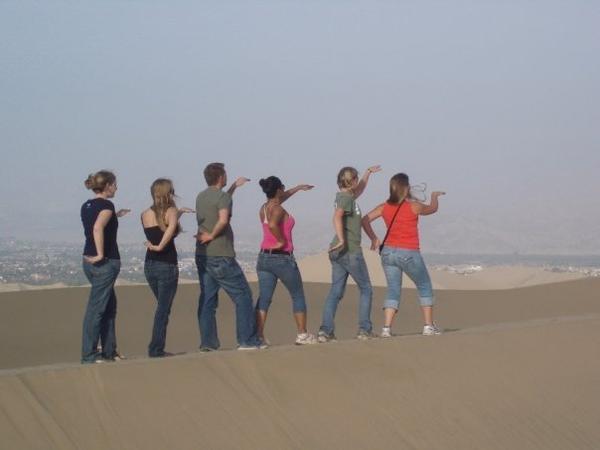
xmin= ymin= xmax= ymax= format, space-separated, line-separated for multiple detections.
xmin=80 ymin=163 xmax=445 ymax=364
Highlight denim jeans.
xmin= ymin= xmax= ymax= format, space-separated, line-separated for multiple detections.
xmin=195 ymin=255 xmax=260 ymax=349
xmin=320 ymin=250 xmax=373 ymax=335
xmin=380 ymin=247 xmax=434 ymax=309
xmin=256 ymin=253 xmax=307 ymax=313
xmin=81 ymin=258 xmax=120 ymax=363
xmin=144 ymin=259 xmax=179 ymax=357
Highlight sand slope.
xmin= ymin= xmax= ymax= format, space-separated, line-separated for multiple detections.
xmin=291 ymin=251 xmax=587 ymax=289
xmin=1 ymin=315 xmax=599 ymax=450
xmin=1 ymin=279 xmax=599 ymax=449
xmin=1 ymin=279 xmax=600 ymax=370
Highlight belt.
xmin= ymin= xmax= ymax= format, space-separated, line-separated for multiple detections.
xmin=260 ymin=249 xmax=292 ymax=255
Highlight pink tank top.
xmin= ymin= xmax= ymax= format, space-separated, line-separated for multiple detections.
xmin=260 ymin=205 xmax=295 ymax=252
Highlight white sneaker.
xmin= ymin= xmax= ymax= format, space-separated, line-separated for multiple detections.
xmin=422 ymin=324 xmax=442 ymax=336
xmin=356 ymin=330 xmax=378 ymax=340
xmin=295 ymin=332 xmax=317 ymax=345
xmin=317 ymin=330 xmax=337 ymax=343
xmin=237 ymin=345 xmax=260 ymax=351
xmin=381 ymin=326 xmax=392 ymax=338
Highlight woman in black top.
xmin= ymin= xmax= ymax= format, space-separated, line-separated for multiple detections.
xmin=81 ymin=170 xmax=130 ymax=364
xmin=142 ymin=178 xmax=193 ymax=357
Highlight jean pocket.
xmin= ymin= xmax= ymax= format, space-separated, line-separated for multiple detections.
xmin=380 ymin=252 xmax=392 ymax=265
xmin=399 ymin=256 xmax=414 ymax=267
xmin=210 ymin=257 xmax=232 ymax=278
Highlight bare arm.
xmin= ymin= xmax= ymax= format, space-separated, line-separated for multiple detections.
xmin=361 ymin=204 xmax=384 ymax=250
xmin=85 ymin=209 xmax=113 ymax=263
xmin=412 ymin=191 xmax=446 ymax=216
xmin=177 ymin=207 xmax=194 ymax=218
xmin=329 ymin=208 xmax=346 ymax=252
xmin=198 ymin=208 xmax=230 ymax=244
xmin=281 ymin=184 xmax=314 ymax=203
xmin=227 ymin=177 xmax=250 ymax=196
xmin=353 ymin=165 xmax=381 ymax=198
xmin=146 ymin=207 xmax=179 ymax=252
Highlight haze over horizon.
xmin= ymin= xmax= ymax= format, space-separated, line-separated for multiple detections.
xmin=2 ymin=1 xmax=599 ymax=255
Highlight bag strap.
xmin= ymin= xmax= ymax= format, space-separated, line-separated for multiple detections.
xmin=379 ymin=200 xmax=404 ymax=251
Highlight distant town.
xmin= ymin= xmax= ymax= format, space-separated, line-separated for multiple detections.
xmin=1 ymin=238 xmax=599 ymax=287
xmin=0 ymin=238 xmax=265 ymax=286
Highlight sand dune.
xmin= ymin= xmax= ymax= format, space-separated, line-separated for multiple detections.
xmin=1 ymin=279 xmax=599 ymax=449
xmin=286 ymin=250 xmax=588 ymax=289
xmin=1 ymin=315 xmax=599 ymax=449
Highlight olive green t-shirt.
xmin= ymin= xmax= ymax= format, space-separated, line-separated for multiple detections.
xmin=330 ymin=191 xmax=362 ymax=254
xmin=195 ymin=187 xmax=235 ymax=257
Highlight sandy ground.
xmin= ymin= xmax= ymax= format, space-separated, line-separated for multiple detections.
xmin=1 ymin=278 xmax=599 ymax=449
xmin=279 ymin=251 xmax=589 ymax=289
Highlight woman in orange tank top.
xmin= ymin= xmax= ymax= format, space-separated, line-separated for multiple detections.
xmin=362 ymin=173 xmax=445 ymax=337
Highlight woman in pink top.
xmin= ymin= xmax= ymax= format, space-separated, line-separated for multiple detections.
xmin=256 ymin=176 xmax=317 ymax=345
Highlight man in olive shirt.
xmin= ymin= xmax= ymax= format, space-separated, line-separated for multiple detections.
xmin=195 ymin=163 xmax=262 ymax=350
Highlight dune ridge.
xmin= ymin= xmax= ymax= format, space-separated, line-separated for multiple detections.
xmin=1 ymin=279 xmax=599 ymax=449
xmin=1 ymin=314 xmax=599 ymax=450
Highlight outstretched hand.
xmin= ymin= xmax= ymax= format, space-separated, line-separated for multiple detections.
xmin=116 ymin=209 xmax=131 ymax=218
xmin=178 ymin=207 xmax=195 ymax=216
xmin=297 ymin=184 xmax=314 ymax=191
xmin=233 ymin=177 xmax=251 ymax=188
xmin=431 ymin=191 xmax=446 ymax=198
xmin=367 ymin=165 xmax=382 ymax=174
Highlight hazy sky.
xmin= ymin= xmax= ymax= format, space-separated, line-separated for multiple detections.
xmin=1 ymin=1 xmax=599 ymax=254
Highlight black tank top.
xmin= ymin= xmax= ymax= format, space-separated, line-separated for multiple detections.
xmin=144 ymin=226 xmax=178 ymax=264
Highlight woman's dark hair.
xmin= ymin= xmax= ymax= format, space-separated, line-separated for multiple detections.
xmin=259 ymin=176 xmax=284 ymax=199
xmin=388 ymin=173 xmax=410 ymax=204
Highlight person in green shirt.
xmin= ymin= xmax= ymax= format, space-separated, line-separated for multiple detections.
xmin=318 ymin=164 xmax=381 ymax=342
xmin=195 ymin=162 xmax=263 ymax=351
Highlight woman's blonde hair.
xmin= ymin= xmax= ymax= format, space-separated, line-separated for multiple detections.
xmin=388 ymin=173 xmax=410 ymax=204
xmin=84 ymin=170 xmax=116 ymax=193
xmin=150 ymin=178 xmax=180 ymax=233
xmin=336 ymin=166 xmax=358 ymax=189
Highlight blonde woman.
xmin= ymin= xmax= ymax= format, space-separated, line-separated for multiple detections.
xmin=318 ymin=165 xmax=381 ymax=343
xmin=141 ymin=178 xmax=193 ymax=357
xmin=81 ymin=170 xmax=130 ymax=364
xmin=362 ymin=173 xmax=445 ymax=337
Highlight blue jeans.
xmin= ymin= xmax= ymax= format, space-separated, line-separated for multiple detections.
xmin=81 ymin=258 xmax=120 ymax=363
xmin=256 ymin=253 xmax=307 ymax=313
xmin=320 ymin=250 xmax=373 ymax=335
xmin=380 ymin=247 xmax=434 ymax=309
xmin=195 ymin=255 xmax=260 ymax=349
xmin=144 ymin=259 xmax=178 ymax=357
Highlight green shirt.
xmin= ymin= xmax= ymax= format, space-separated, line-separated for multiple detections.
xmin=195 ymin=187 xmax=235 ymax=257
xmin=330 ymin=191 xmax=362 ymax=254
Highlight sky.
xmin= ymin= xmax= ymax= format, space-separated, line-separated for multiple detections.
xmin=1 ymin=1 xmax=599 ymax=254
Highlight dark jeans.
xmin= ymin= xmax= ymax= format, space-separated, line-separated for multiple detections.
xmin=195 ymin=255 xmax=260 ymax=349
xmin=81 ymin=258 xmax=120 ymax=363
xmin=144 ymin=259 xmax=179 ymax=357
xmin=256 ymin=253 xmax=307 ymax=313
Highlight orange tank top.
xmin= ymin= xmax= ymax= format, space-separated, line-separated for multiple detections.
xmin=382 ymin=201 xmax=420 ymax=250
